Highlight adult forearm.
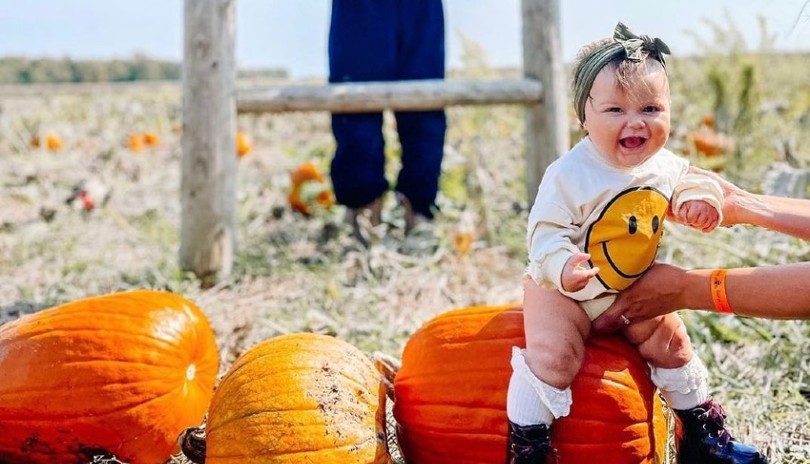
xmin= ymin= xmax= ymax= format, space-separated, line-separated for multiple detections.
xmin=682 ymin=264 xmax=810 ymax=320
xmin=732 ymin=194 xmax=810 ymax=241
xmin=593 ymin=261 xmax=810 ymax=333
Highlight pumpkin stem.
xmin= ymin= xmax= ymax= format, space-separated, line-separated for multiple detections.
xmin=372 ymin=352 xmax=401 ymax=401
xmin=179 ymin=426 xmax=207 ymax=464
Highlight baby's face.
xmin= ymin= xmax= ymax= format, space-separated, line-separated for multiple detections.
xmin=583 ymin=62 xmax=671 ymax=168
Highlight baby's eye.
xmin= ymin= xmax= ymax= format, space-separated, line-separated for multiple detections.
xmin=607 ymin=107 xmax=622 ymax=113
xmin=643 ymin=105 xmax=660 ymax=113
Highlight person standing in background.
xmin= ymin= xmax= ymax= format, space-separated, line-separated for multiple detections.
xmin=328 ymin=0 xmax=447 ymax=242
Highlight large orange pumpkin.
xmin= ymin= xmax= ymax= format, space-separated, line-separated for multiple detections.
xmin=200 ymin=333 xmax=389 ymax=464
xmin=393 ymin=304 xmax=667 ymax=464
xmin=0 ymin=290 xmax=219 ymax=464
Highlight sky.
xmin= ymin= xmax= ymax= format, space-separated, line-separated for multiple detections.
xmin=0 ymin=0 xmax=808 ymax=78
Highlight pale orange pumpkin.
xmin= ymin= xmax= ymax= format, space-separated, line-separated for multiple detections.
xmin=189 ymin=333 xmax=389 ymax=464
xmin=288 ymin=162 xmax=335 ymax=216
xmin=0 ymin=290 xmax=219 ymax=464
xmin=393 ymin=304 xmax=667 ymax=464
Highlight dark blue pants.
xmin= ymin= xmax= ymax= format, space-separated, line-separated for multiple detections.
xmin=329 ymin=0 xmax=446 ymax=218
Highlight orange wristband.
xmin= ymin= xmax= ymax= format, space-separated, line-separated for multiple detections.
xmin=710 ymin=269 xmax=733 ymax=314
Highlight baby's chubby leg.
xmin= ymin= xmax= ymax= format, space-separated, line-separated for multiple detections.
xmin=523 ymin=283 xmax=591 ymax=388
xmin=622 ymin=313 xmax=692 ymax=367
xmin=623 ymin=310 xmax=769 ymax=463
xmin=623 ymin=314 xmax=709 ymax=410
xmin=507 ymin=279 xmax=590 ymax=426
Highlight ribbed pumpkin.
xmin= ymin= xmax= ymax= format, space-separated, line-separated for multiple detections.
xmin=201 ymin=333 xmax=389 ymax=464
xmin=0 ymin=290 xmax=219 ymax=464
xmin=393 ymin=304 xmax=667 ymax=464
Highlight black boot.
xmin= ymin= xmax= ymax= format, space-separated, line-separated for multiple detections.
xmin=506 ymin=420 xmax=556 ymax=464
xmin=674 ymin=398 xmax=768 ymax=464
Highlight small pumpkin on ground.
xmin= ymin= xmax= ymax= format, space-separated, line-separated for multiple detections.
xmin=45 ymin=133 xmax=63 ymax=152
xmin=128 ymin=133 xmax=145 ymax=152
xmin=689 ymin=128 xmax=734 ymax=157
xmin=182 ymin=333 xmax=390 ymax=464
xmin=0 ymin=290 xmax=219 ymax=464
xmin=143 ymin=132 xmax=160 ymax=146
xmin=392 ymin=304 xmax=667 ymax=464
xmin=288 ymin=162 xmax=335 ymax=216
xmin=688 ymin=113 xmax=734 ymax=158
xmin=236 ymin=131 xmax=252 ymax=158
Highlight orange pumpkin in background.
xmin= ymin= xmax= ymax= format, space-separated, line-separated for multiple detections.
xmin=184 ymin=333 xmax=389 ymax=464
xmin=0 ymin=290 xmax=220 ymax=464
xmin=688 ymin=112 xmax=734 ymax=157
xmin=143 ymin=132 xmax=160 ymax=147
xmin=236 ymin=131 xmax=252 ymax=157
xmin=701 ymin=112 xmax=716 ymax=128
xmin=690 ymin=129 xmax=734 ymax=157
xmin=393 ymin=304 xmax=667 ymax=464
xmin=288 ymin=161 xmax=335 ymax=216
xmin=45 ymin=133 xmax=63 ymax=152
xmin=128 ymin=133 xmax=145 ymax=152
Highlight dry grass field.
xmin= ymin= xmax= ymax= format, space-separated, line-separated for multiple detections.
xmin=1 ymin=49 xmax=809 ymax=462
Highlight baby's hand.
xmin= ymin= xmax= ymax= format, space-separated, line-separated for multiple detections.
xmin=678 ymin=200 xmax=720 ymax=232
xmin=561 ymin=252 xmax=599 ymax=292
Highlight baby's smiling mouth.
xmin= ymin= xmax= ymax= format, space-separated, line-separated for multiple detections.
xmin=620 ymin=136 xmax=647 ymax=149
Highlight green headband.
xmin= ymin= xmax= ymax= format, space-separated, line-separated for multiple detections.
xmin=573 ymin=22 xmax=671 ymax=123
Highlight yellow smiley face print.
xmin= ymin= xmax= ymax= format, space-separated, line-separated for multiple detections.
xmin=585 ymin=187 xmax=669 ymax=291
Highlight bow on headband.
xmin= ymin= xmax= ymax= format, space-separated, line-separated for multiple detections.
xmin=613 ymin=22 xmax=671 ymax=66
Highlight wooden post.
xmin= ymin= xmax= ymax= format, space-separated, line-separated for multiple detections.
xmin=522 ymin=0 xmax=569 ymax=205
xmin=180 ymin=0 xmax=236 ymax=285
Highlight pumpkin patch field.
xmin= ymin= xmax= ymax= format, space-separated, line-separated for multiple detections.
xmin=1 ymin=51 xmax=810 ymax=463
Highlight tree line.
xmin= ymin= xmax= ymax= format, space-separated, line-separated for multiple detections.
xmin=0 ymin=55 xmax=288 ymax=84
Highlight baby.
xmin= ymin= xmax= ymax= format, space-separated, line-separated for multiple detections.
xmin=505 ymin=24 xmax=768 ymax=464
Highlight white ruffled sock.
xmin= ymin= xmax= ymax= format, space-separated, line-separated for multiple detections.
xmin=650 ymin=355 xmax=710 ymax=410
xmin=507 ymin=369 xmax=555 ymax=426
xmin=506 ymin=347 xmax=572 ymax=426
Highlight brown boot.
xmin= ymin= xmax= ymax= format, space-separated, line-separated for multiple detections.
xmin=396 ymin=192 xmax=432 ymax=233
xmin=347 ymin=198 xmax=383 ymax=246
xmin=506 ymin=420 xmax=556 ymax=464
